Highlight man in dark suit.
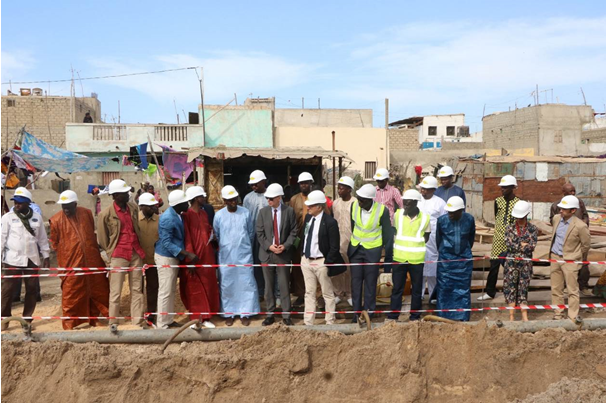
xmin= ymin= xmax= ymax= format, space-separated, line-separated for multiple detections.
xmin=301 ymin=190 xmax=343 ymax=325
xmin=256 ymin=183 xmax=299 ymax=326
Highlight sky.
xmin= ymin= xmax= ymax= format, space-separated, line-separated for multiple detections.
xmin=2 ymin=1 xmax=606 ymax=133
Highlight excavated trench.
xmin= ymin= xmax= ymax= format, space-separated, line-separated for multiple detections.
xmin=2 ymin=322 xmax=606 ymax=402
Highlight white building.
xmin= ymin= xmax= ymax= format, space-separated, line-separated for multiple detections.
xmin=389 ymin=113 xmax=481 ymax=149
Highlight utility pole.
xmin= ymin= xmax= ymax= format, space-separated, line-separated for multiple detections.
xmin=332 ymin=130 xmax=336 ymax=201
xmin=191 ymin=67 xmax=206 ymax=142
xmin=385 ymin=98 xmax=389 ymax=168
xmin=302 ymin=97 xmax=304 ymax=109
xmin=535 ymin=84 xmax=539 ymax=106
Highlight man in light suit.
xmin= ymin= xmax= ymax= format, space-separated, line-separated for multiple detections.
xmin=549 ymin=195 xmax=591 ymax=321
xmin=256 ymin=183 xmax=299 ymax=326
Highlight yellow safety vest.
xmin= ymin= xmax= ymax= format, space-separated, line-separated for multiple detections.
xmin=350 ymin=201 xmax=385 ymax=249
xmin=393 ymin=209 xmax=430 ymax=264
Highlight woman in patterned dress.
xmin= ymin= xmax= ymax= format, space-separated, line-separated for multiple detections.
xmin=503 ymin=201 xmax=538 ymax=321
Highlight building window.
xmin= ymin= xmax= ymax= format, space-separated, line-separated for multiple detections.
xmin=7 ymin=99 xmax=15 ymax=107
xmin=102 ymin=172 xmax=120 ymax=185
xmin=364 ymin=161 xmax=377 ymax=180
xmin=446 ymin=126 xmax=455 ymax=136
xmin=428 ymin=126 xmax=437 ymax=136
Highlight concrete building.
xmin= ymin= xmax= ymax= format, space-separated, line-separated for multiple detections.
xmin=275 ymin=108 xmax=372 ymax=128
xmin=482 ymin=104 xmax=594 ymax=156
xmin=2 ymin=92 xmax=101 ymax=149
xmin=389 ymin=114 xmax=476 ymax=150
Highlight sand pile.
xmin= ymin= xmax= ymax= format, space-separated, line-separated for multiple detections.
xmin=2 ymin=322 xmax=606 ymax=402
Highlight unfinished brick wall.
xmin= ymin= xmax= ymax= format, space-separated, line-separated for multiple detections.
xmin=388 ymin=128 xmax=419 ymax=151
xmin=1 ymin=95 xmax=101 ymax=149
xmin=482 ymin=107 xmax=540 ymax=152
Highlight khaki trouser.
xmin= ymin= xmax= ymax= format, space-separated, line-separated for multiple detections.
xmin=155 ymin=253 xmax=180 ymax=329
xmin=109 ymin=253 xmax=144 ymax=325
xmin=301 ymin=257 xmax=335 ymax=325
xmin=550 ymin=254 xmax=581 ymax=320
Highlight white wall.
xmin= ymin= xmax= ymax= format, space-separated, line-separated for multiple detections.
xmin=419 ymin=114 xmax=466 ymax=143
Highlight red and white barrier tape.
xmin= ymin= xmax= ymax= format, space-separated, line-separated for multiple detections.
xmin=2 ymin=256 xmax=604 ymax=278
xmin=2 ymin=303 xmax=604 ymax=321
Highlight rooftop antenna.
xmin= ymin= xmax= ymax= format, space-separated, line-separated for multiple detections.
xmin=580 ymin=87 xmax=587 ymax=105
xmin=173 ymin=99 xmax=180 ymax=124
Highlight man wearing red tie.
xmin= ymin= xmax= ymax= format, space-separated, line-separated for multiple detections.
xmin=256 ymin=183 xmax=298 ymax=326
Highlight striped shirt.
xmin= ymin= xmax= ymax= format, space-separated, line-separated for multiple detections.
xmin=374 ymin=184 xmax=403 ymax=224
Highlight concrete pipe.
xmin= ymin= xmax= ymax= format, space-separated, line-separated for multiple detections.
xmin=2 ymin=319 xmax=606 ymax=345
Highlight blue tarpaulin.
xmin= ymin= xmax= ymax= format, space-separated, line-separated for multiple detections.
xmin=14 ymin=132 xmax=109 ymax=173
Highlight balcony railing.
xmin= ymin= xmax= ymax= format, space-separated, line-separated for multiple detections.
xmin=93 ymin=125 xmax=127 ymax=141
xmin=154 ymin=125 xmax=188 ymax=142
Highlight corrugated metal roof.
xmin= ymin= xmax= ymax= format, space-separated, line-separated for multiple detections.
xmin=187 ymin=146 xmax=352 ymax=163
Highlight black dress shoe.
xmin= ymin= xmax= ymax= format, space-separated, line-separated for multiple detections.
xmin=351 ymin=315 xmax=359 ymax=324
xmin=283 ymin=318 xmax=293 ymax=326
xmin=293 ymin=296 xmax=305 ymax=307
xmin=262 ymin=317 xmax=275 ymax=326
xmin=166 ymin=321 xmax=182 ymax=329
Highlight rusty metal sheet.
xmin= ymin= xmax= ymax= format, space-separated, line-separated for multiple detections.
xmin=547 ymin=163 xmax=560 ymax=178
xmin=514 ymin=162 xmax=536 ymax=181
xmin=595 ymin=162 xmax=606 ymax=176
xmin=561 ymin=163 xmax=595 ymax=176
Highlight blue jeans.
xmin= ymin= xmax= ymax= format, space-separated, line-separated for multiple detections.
xmin=388 ymin=262 xmax=424 ymax=320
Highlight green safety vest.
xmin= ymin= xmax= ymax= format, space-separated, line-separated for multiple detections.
xmin=350 ymin=201 xmax=385 ymax=249
xmin=393 ymin=209 xmax=430 ymax=264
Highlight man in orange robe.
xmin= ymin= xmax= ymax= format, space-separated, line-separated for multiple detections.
xmin=181 ymin=186 xmax=220 ymax=328
xmin=49 ymin=190 xmax=110 ymax=330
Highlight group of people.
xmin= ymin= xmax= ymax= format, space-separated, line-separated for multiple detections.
xmin=0 ymin=165 xmax=595 ymax=331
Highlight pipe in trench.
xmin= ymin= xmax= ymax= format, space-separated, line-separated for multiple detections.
xmin=2 ymin=319 xmax=606 ymax=345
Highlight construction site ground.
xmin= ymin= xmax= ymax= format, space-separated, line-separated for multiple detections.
xmin=2 ymin=274 xmax=606 ymax=402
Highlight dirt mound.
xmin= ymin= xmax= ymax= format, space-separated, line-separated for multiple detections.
xmin=520 ymin=377 xmax=606 ymax=403
xmin=2 ymin=322 xmax=606 ymax=402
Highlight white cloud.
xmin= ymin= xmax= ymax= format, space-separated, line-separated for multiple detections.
xmin=334 ymin=17 xmax=606 ymax=109
xmin=87 ymin=52 xmax=317 ymax=104
xmin=1 ymin=50 xmax=36 ymax=83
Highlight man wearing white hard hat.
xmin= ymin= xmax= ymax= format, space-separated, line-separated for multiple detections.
xmin=418 ymin=176 xmax=447 ymax=303
xmin=49 ymin=190 xmax=110 ymax=330
xmin=213 ymin=185 xmax=260 ymax=327
xmin=348 ymin=183 xmax=392 ymax=323
xmin=301 ymin=190 xmax=343 ymax=326
xmin=387 ymin=189 xmax=431 ymax=322
xmin=478 ymin=175 xmax=520 ymax=301
xmin=155 ymin=190 xmax=199 ymax=329
xmin=243 ymin=170 xmax=269 ymax=297
xmin=549 ymin=195 xmax=591 ymax=321
xmin=331 ymin=176 xmax=356 ymax=307
xmin=97 ymin=179 xmax=147 ymax=328
xmin=257 ymin=183 xmax=298 ymax=326
xmin=181 ymin=186 xmax=219 ymax=329
xmin=435 ymin=196 xmax=476 ymax=321
xmin=549 ymin=183 xmax=591 ymax=295
xmin=137 ymin=192 xmax=160 ymax=325
xmin=373 ymin=167 xmax=403 ymax=273
xmin=288 ymin=172 xmax=323 ymax=306
xmin=502 ymin=201 xmax=538 ymax=322
xmin=435 ymin=166 xmax=466 ymax=205
xmin=1 ymin=187 xmax=50 ymax=329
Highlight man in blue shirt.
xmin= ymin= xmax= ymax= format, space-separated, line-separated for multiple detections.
xmin=155 ymin=190 xmax=199 ymax=329
xmin=435 ymin=166 xmax=466 ymax=206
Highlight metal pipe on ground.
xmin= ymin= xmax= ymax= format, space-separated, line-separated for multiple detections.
xmin=2 ymin=319 xmax=606 ymax=345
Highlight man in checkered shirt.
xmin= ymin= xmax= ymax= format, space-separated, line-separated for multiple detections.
xmin=373 ymin=168 xmax=403 ymax=273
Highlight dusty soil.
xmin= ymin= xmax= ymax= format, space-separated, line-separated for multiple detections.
xmin=2 ymin=322 xmax=606 ymax=402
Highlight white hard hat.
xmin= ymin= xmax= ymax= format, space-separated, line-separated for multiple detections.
xmin=338 ymin=176 xmax=355 ymax=189
xmin=445 ymin=196 xmax=465 ymax=212
xmin=373 ymin=168 xmax=389 ymax=180
xmin=498 ymin=175 xmax=518 ymax=187
xmin=138 ymin=192 xmax=159 ymax=206
xmin=402 ymin=189 xmax=422 ymax=201
xmin=356 ymin=184 xmax=377 ymax=199
xmin=108 ymin=179 xmax=131 ymax=195
xmin=57 ymin=190 xmax=78 ymax=204
xmin=168 ymin=190 xmax=188 ymax=207
xmin=185 ymin=186 xmax=206 ymax=201
xmin=298 ymin=172 xmax=314 ymax=183
xmin=419 ymin=176 xmax=439 ymax=189
xmin=512 ymin=200 xmax=531 ymax=219
xmin=248 ymin=170 xmax=267 ymax=185
xmin=305 ymin=190 xmax=327 ymax=206
xmin=12 ymin=187 xmax=32 ymax=201
xmin=264 ymin=183 xmax=284 ymax=198
xmin=221 ymin=185 xmax=239 ymax=200
xmin=437 ymin=166 xmax=454 ymax=178
xmin=557 ymin=195 xmax=580 ymax=210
